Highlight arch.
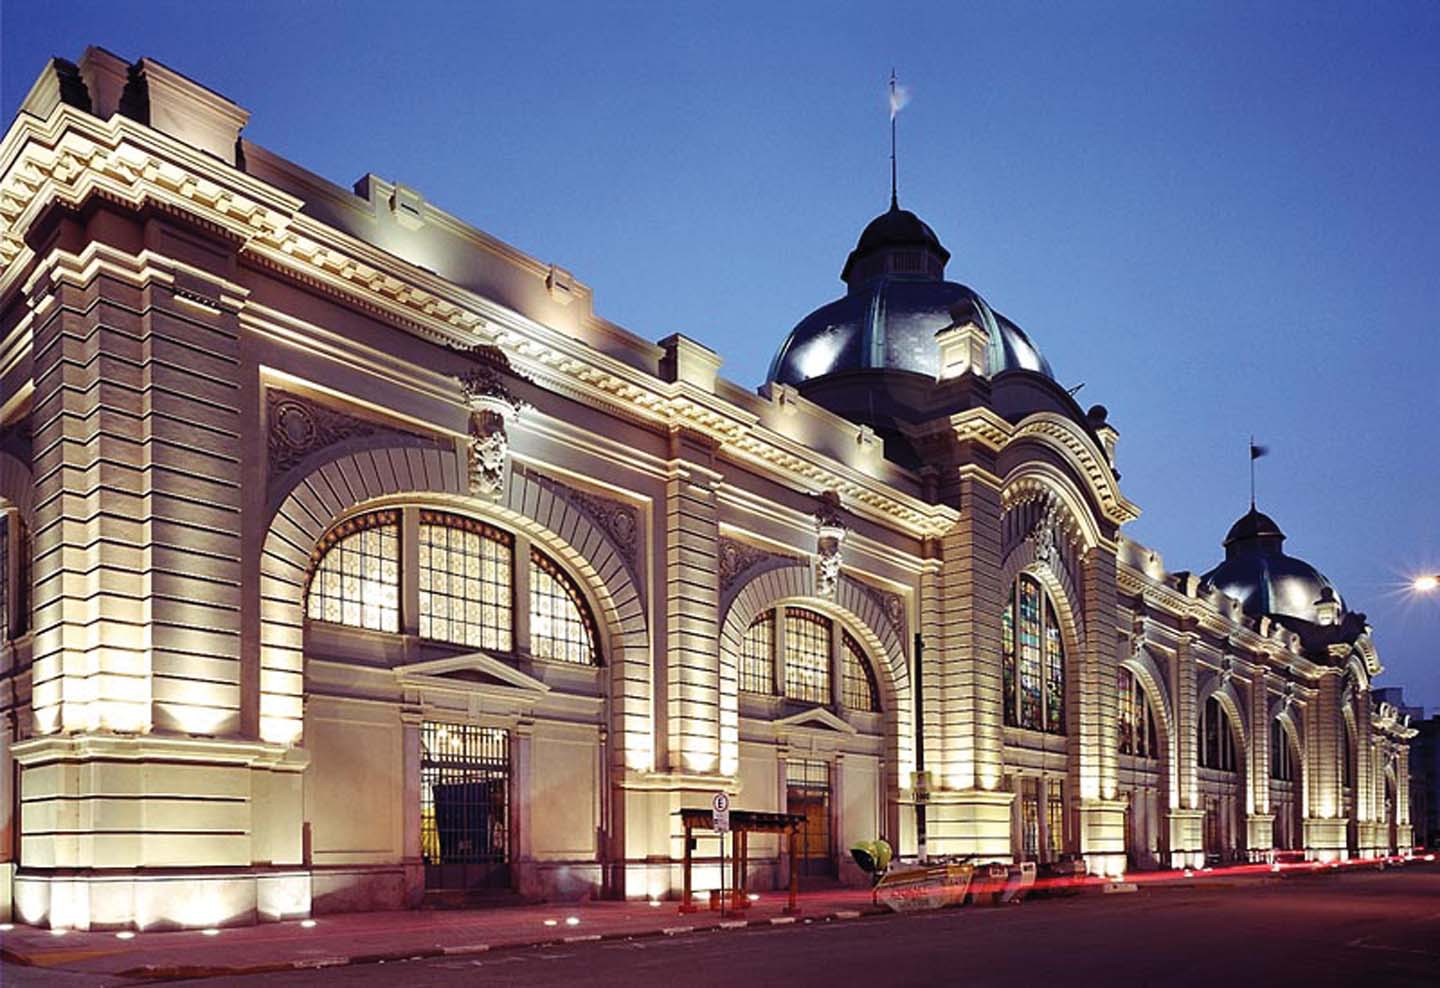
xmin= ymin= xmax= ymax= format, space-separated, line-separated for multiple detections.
xmin=1121 ymin=645 xmax=1175 ymax=754
xmin=998 ymin=526 xmax=1086 ymax=644
xmin=1000 ymin=462 xmax=1104 ymax=555
xmin=258 ymin=446 xmax=652 ymax=771
xmin=0 ymin=450 xmax=34 ymax=522
xmin=1197 ymin=674 xmax=1249 ymax=754
xmin=718 ymin=562 xmax=913 ymax=781
xmin=1005 ymin=412 xmax=1140 ymax=526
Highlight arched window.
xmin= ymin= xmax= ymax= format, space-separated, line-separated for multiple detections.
xmin=841 ymin=632 xmax=880 ymax=713
xmin=1001 ymin=574 xmax=1065 ymax=734
xmin=1270 ymin=719 xmax=1295 ymax=781
xmin=785 ymin=608 xmax=832 ymax=706
xmin=305 ymin=507 xmax=600 ymax=665
xmin=1341 ymin=718 xmax=1355 ymax=789
xmin=1117 ymin=666 xmax=1159 ymax=758
xmin=529 ymin=548 xmax=598 ymax=665
xmin=419 ymin=511 xmax=513 ymax=650
xmin=1198 ymin=696 xmax=1237 ymax=772
xmin=739 ymin=611 xmax=775 ymax=694
xmin=736 ymin=606 xmax=881 ymax=712
xmin=306 ymin=510 xmax=400 ymax=631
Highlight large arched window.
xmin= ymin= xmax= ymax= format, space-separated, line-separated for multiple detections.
xmin=1270 ymin=719 xmax=1295 ymax=781
xmin=418 ymin=511 xmax=513 ymax=650
xmin=1002 ymin=574 xmax=1065 ymax=734
xmin=306 ymin=510 xmax=401 ymax=632
xmin=530 ymin=548 xmax=599 ymax=665
xmin=1198 ymin=696 xmax=1238 ymax=772
xmin=1117 ymin=666 xmax=1159 ymax=758
xmin=737 ymin=606 xmax=881 ymax=713
xmin=305 ymin=508 xmax=599 ymax=666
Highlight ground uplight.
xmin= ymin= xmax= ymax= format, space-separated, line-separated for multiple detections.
xmin=565 ymin=916 xmax=580 ymax=926
xmin=201 ymin=928 xmax=220 ymax=936
xmin=301 ymin=919 xmax=317 ymax=928
xmin=116 ymin=931 xmax=136 ymax=940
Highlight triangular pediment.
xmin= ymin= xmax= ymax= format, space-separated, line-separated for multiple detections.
xmin=775 ymin=706 xmax=857 ymax=734
xmin=394 ymin=651 xmax=550 ymax=696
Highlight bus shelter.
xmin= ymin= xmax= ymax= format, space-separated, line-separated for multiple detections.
xmin=676 ymin=808 xmax=807 ymax=916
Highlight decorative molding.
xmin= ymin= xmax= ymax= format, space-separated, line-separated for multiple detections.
xmin=513 ymin=462 xmax=641 ymax=584
xmin=814 ymin=490 xmax=845 ymax=599
xmin=717 ymin=536 xmax=801 ymax=598
xmin=266 ymin=388 xmax=438 ymax=478
xmin=845 ymin=574 xmax=906 ymax=641
xmin=456 ymin=345 xmax=530 ymax=499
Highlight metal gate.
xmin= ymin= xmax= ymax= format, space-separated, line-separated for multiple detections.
xmin=786 ymin=759 xmax=835 ymax=878
xmin=420 ymin=722 xmax=511 ymax=891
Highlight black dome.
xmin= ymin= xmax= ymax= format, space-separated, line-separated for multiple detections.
xmin=841 ymin=203 xmax=950 ymax=282
xmin=769 ymin=201 xmax=1054 ymax=386
xmin=1201 ymin=508 xmax=1344 ymax=624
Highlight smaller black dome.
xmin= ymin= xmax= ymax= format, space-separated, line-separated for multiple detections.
xmin=841 ymin=202 xmax=951 ymax=283
xmin=1223 ymin=508 xmax=1285 ymax=548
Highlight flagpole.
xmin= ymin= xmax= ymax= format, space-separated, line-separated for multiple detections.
xmin=889 ymin=70 xmax=898 ymax=209
xmin=1249 ymin=435 xmax=1256 ymax=509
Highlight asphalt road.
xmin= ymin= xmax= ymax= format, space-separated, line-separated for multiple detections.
xmin=6 ymin=868 xmax=1439 ymax=987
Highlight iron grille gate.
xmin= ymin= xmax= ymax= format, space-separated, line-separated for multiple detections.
xmin=786 ymin=759 xmax=835 ymax=878
xmin=420 ymin=722 xmax=511 ymax=890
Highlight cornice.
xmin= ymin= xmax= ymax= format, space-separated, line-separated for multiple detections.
xmin=0 ymin=107 xmax=954 ymax=539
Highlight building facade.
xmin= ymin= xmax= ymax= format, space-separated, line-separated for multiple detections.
xmin=0 ymin=49 xmax=1417 ymax=931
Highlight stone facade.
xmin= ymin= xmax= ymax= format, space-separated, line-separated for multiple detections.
xmin=0 ymin=48 xmax=1417 ymax=930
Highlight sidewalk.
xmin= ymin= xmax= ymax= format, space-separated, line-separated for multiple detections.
xmin=3 ymin=857 xmax=1426 ymax=983
xmin=0 ymin=888 xmax=884 ymax=982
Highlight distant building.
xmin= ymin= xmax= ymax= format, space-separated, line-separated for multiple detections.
xmin=1409 ymin=713 xmax=1439 ymax=849
xmin=0 ymin=47 xmax=1418 ymax=931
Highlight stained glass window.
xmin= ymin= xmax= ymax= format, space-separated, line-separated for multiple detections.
xmin=1198 ymin=696 xmax=1237 ymax=772
xmin=418 ymin=512 xmax=513 ymax=650
xmin=1003 ymin=575 xmax=1065 ymax=734
xmin=841 ymin=632 xmax=879 ymax=712
xmin=784 ymin=608 xmax=832 ymax=706
xmin=1018 ymin=576 xmax=1044 ymax=730
xmin=1002 ymin=600 xmax=1016 ymax=728
xmin=1118 ymin=667 xmax=1160 ymax=758
xmin=1044 ymin=599 xmax=1065 ymax=732
xmin=739 ymin=612 xmax=775 ymax=694
xmin=530 ymin=548 xmax=598 ymax=665
xmin=1270 ymin=719 xmax=1294 ymax=781
xmin=306 ymin=510 xmax=400 ymax=631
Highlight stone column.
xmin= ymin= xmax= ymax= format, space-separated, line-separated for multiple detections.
xmin=1074 ymin=545 xmax=1125 ymax=877
xmin=1304 ymin=668 xmax=1346 ymax=861
xmin=1246 ymin=667 xmax=1275 ymax=856
xmin=663 ymin=428 xmax=723 ymax=776
xmin=1166 ymin=631 xmax=1203 ymax=868
xmin=925 ymin=467 xmax=1013 ymax=860
xmin=400 ymin=710 xmax=424 ymax=906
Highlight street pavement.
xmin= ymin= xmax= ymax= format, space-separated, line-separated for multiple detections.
xmin=3 ymin=864 xmax=1439 ymax=986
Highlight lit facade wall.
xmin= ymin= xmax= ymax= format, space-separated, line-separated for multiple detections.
xmin=0 ymin=47 xmax=1416 ymax=930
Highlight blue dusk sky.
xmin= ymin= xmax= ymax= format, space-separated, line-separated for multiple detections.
xmin=5 ymin=1 xmax=1439 ymax=712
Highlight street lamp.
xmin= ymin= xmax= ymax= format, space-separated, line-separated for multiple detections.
xmin=1414 ymin=574 xmax=1440 ymax=593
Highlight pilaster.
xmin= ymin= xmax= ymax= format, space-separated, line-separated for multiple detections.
xmin=663 ymin=428 xmax=723 ymax=776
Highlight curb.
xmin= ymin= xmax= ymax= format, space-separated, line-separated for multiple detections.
xmin=85 ymin=906 xmax=886 ymax=982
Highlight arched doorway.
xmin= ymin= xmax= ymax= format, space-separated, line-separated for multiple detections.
xmin=1269 ymin=717 xmax=1303 ymax=852
xmin=1197 ymin=694 xmax=1245 ymax=864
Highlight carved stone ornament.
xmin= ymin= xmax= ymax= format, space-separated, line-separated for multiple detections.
xmin=455 ymin=346 xmax=531 ymax=499
xmin=512 ymin=462 xmax=641 ymax=582
xmin=1218 ymin=654 xmax=1234 ymax=688
xmin=267 ymin=389 xmax=440 ymax=478
xmin=814 ymin=490 xmax=846 ymax=599
xmin=1030 ymin=497 xmax=1064 ymax=569
xmin=1281 ymin=680 xmax=1296 ymax=711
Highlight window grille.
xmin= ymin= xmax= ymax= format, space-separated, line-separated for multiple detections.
xmin=1198 ymin=696 xmax=1237 ymax=772
xmin=306 ymin=510 xmax=400 ymax=631
xmin=739 ymin=611 xmax=775 ymax=694
xmin=1118 ymin=667 xmax=1160 ymax=758
xmin=1270 ymin=719 xmax=1295 ymax=781
xmin=420 ymin=722 xmax=509 ymax=867
xmin=1046 ymin=778 xmax=1065 ymax=857
xmin=529 ymin=548 xmax=598 ymax=665
xmin=784 ymin=608 xmax=832 ymax=706
xmin=841 ymin=632 xmax=880 ymax=712
xmin=786 ymin=758 xmax=833 ymax=876
xmin=418 ymin=511 xmax=513 ymax=651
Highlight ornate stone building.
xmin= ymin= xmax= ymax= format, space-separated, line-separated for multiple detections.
xmin=0 ymin=49 xmax=1417 ymax=930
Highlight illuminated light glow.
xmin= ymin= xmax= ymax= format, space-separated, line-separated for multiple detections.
xmin=543 ymin=919 xmax=558 ymax=927
xmin=115 ymin=931 xmax=136 ymax=940
xmin=565 ymin=916 xmax=580 ymax=927
xmin=1413 ymin=574 xmax=1439 ymax=593
xmin=648 ymin=900 xmax=662 ymax=908
xmin=0 ymin=923 xmax=12 ymax=931
xmin=201 ymin=928 xmax=220 ymax=936
xmin=50 ymin=929 xmax=69 ymax=937
xmin=747 ymin=893 xmax=760 ymax=902
xmin=301 ymin=919 xmax=317 ymax=928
